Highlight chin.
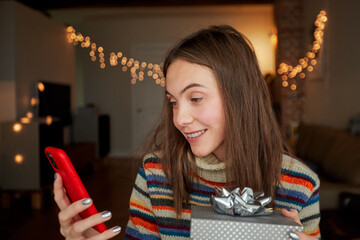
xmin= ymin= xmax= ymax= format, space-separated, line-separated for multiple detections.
xmin=190 ymin=148 xmax=211 ymax=158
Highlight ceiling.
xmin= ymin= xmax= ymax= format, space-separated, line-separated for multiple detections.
xmin=16 ymin=0 xmax=275 ymax=13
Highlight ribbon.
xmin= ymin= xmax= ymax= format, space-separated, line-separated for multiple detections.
xmin=210 ymin=187 xmax=273 ymax=216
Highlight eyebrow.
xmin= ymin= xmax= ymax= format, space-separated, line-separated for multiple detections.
xmin=165 ymin=83 xmax=206 ymax=96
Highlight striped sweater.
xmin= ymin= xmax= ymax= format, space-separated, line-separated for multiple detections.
xmin=124 ymin=153 xmax=321 ymax=239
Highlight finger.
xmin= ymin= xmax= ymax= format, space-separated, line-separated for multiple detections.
xmin=58 ymin=198 xmax=93 ymax=231
xmin=87 ymin=226 xmax=122 ymax=240
xmin=53 ymin=173 xmax=71 ymax=210
xmin=281 ymin=208 xmax=302 ymax=225
xmin=70 ymin=211 xmax=113 ymax=238
xmin=290 ymin=231 xmax=317 ymax=240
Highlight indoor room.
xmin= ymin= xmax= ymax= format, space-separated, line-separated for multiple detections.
xmin=0 ymin=0 xmax=359 ymax=239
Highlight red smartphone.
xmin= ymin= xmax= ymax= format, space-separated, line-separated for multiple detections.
xmin=45 ymin=146 xmax=107 ymax=233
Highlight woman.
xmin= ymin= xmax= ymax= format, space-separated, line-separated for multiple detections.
xmin=54 ymin=25 xmax=320 ymax=240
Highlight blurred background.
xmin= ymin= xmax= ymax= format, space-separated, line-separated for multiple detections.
xmin=0 ymin=0 xmax=359 ymax=239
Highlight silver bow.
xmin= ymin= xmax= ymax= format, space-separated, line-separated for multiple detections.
xmin=210 ymin=187 xmax=273 ymax=216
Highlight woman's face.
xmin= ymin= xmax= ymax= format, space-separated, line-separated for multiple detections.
xmin=166 ymin=59 xmax=225 ymax=161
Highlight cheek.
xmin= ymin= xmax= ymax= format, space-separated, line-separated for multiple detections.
xmin=198 ymin=105 xmax=225 ymax=129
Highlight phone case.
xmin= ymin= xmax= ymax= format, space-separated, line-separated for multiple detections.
xmin=45 ymin=146 xmax=107 ymax=233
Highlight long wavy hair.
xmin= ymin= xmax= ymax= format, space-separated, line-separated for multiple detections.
xmin=142 ymin=25 xmax=284 ymax=216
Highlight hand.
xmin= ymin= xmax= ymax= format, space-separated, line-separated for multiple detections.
xmin=54 ymin=173 xmax=121 ymax=239
xmin=281 ymin=208 xmax=317 ymax=240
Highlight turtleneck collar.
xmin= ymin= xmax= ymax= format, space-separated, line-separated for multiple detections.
xmin=194 ymin=154 xmax=227 ymax=183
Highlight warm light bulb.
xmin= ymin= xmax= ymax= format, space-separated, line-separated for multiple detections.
xmin=307 ymin=66 xmax=314 ymax=72
xmin=46 ymin=116 xmax=53 ymax=125
xmin=20 ymin=117 xmax=30 ymax=124
xmin=14 ymin=154 xmax=24 ymax=164
xmin=37 ymin=82 xmax=45 ymax=92
xmin=12 ymin=123 xmax=23 ymax=133
xmin=30 ymin=98 xmax=38 ymax=106
xmin=26 ymin=111 xmax=33 ymax=119
xmin=66 ymin=26 xmax=74 ymax=33
xmin=290 ymin=84 xmax=297 ymax=91
xmin=282 ymin=81 xmax=289 ymax=87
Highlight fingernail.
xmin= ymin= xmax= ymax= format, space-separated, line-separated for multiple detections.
xmin=54 ymin=173 xmax=57 ymax=181
xmin=82 ymin=198 xmax=91 ymax=205
xmin=102 ymin=211 xmax=112 ymax=218
xmin=112 ymin=226 xmax=121 ymax=233
xmin=289 ymin=232 xmax=299 ymax=240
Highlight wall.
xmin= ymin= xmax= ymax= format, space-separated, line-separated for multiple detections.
xmin=0 ymin=1 xmax=16 ymax=123
xmin=50 ymin=5 xmax=276 ymax=156
xmin=302 ymin=0 xmax=360 ymax=128
xmin=0 ymin=1 xmax=76 ymax=120
xmin=14 ymin=2 xmax=76 ymax=118
xmin=0 ymin=1 xmax=76 ymax=188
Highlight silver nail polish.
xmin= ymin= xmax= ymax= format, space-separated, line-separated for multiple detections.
xmin=102 ymin=211 xmax=112 ymax=218
xmin=112 ymin=226 xmax=121 ymax=233
xmin=54 ymin=173 xmax=57 ymax=180
xmin=82 ymin=198 xmax=91 ymax=205
xmin=289 ymin=232 xmax=300 ymax=240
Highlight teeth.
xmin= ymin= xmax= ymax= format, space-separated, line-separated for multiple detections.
xmin=186 ymin=130 xmax=205 ymax=138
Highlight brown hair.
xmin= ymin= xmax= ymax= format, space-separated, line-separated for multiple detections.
xmin=143 ymin=25 xmax=284 ymax=216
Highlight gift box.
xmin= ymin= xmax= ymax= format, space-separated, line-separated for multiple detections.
xmin=190 ymin=205 xmax=303 ymax=240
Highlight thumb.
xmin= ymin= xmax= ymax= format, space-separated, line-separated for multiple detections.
xmin=281 ymin=208 xmax=302 ymax=225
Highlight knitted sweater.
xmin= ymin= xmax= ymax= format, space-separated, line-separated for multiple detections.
xmin=124 ymin=152 xmax=321 ymax=239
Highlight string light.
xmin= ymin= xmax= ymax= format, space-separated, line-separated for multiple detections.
xmin=66 ymin=26 xmax=164 ymax=86
xmin=45 ymin=116 xmax=53 ymax=125
xmin=37 ymin=82 xmax=45 ymax=92
xmin=12 ymin=123 xmax=23 ymax=133
xmin=278 ymin=10 xmax=327 ymax=90
xmin=14 ymin=154 xmax=24 ymax=164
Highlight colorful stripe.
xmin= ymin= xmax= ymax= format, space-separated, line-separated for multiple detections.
xmin=125 ymin=153 xmax=321 ymax=239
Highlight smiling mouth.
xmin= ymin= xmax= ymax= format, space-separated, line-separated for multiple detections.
xmin=185 ymin=129 xmax=206 ymax=138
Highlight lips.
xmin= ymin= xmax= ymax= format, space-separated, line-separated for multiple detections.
xmin=185 ymin=129 xmax=206 ymax=139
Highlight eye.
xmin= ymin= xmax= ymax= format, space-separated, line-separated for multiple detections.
xmin=191 ymin=97 xmax=203 ymax=103
xmin=169 ymin=100 xmax=178 ymax=107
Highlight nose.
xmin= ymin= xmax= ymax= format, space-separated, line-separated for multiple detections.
xmin=174 ymin=103 xmax=193 ymax=127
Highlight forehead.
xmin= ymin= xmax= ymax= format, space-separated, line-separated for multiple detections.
xmin=165 ymin=59 xmax=218 ymax=93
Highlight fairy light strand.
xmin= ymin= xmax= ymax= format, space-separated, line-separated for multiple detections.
xmin=66 ymin=26 xmax=165 ymax=87
xmin=278 ymin=10 xmax=327 ymax=90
